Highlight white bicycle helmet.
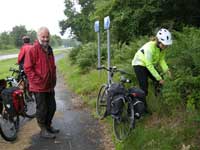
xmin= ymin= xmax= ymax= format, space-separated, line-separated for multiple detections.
xmin=156 ymin=28 xmax=172 ymax=45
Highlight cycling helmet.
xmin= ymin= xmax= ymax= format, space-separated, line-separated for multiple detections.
xmin=156 ymin=28 xmax=172 ymax=45
xmin=22 ymin=35 xmax=30 ymax=40
xmin=22 ymin=35 xmax=30 ymax=43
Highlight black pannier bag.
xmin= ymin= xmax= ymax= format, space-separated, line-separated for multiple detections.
xmin=1 ymin=87 xmax=24 ymax=116
xmin=111 ymin=95 xmax=125 ymax=117
xmin=106 ymin=83 xmax=126 ymax=116
xmin=128 ymin=87 xmax=145 ymax=119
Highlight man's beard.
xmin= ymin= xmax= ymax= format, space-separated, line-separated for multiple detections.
xmin=39 ymin=39 xmax=49 ymax=49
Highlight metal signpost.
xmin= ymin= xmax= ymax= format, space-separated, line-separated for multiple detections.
xmin=104 ymin=16 xmax=111 ymax=84
xmin=94 ymin=20 xmax=101 ymax=75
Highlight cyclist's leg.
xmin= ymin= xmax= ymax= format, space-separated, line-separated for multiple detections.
xmin=133 ymin=66 xmax=149 ymax=113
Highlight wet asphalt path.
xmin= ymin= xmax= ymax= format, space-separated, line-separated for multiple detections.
xmin=26 ymin=54 xmax=105 ymax=150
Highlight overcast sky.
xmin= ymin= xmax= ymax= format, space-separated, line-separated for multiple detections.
xmin=0 ymin=0 xmax=69 ymax=38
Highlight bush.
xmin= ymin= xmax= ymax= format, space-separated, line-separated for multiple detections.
xmin=69 ymin=46 xmax=81 ymax=64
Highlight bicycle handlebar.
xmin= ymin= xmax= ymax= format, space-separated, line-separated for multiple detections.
xmin=97 ymin=66 xmax=131 ymax=75
xmin=9 ymin=67 xmax=19 ymax=73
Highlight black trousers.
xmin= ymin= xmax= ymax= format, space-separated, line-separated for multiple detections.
xmin=134 ymin=66 xmax=157 ymax=108
xmin=34 ymin=91 xmax=56 ymax=128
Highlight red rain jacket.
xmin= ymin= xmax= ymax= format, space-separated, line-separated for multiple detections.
xmin=24 ymin=40 xmax=56 ymax=92
xmin=17 ymin=43 xmax=32 ymax=64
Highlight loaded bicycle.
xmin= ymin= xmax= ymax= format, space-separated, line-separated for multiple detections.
xmin=96 ymin=66 xmax=146 ymax=141
xmin=0 ymin=67 xmax=36 ymax=141
xmin=7 ymin=67 xmax=36 ymax=118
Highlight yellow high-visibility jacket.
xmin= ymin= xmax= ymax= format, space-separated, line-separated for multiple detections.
xmin=132 ymin=41 xmax=169 ymax=81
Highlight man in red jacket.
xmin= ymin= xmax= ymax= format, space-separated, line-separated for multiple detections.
xmin=24 ymin=27 xmax=58 ymax=139
xmin=17 ymin=36 xmax=32 ymax=71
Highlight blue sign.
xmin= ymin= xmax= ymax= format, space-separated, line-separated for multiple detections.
xmin=94 ymin=21 xmax=100 ymax=32
xmin=104 ymin=16 xmax=110 ymax=30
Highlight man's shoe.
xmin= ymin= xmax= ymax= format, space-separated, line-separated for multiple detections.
xmin=47 ymin=126 xmax=60 ymax=134
xmin=40 ymin=129 xmax=56 ymax=139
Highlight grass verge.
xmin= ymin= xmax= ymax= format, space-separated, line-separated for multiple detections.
xmin=0 ymin=58 xmax=18 ymax=79
xmin=0 ymin=49 xmax=18 ymax=55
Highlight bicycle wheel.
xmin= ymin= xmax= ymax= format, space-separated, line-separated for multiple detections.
xmin=0 ymin=113 xmax=18 ymax=141
xmin=24 ymin=92 xmax=36 ymax=118
xmin=96 ymin=84 xmax=108 ymax=118
xmin=113 ymin=100 xmax=131 ymax=141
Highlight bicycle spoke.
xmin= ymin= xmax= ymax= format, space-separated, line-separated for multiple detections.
xmin=0 ymin=115 xmax=17 ymax=141
xmin=113 ymin=103 xmax=131 ymax=141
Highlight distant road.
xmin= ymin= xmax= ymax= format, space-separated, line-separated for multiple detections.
xmin=0 ymin=54 xmax=18 ymax=61
xmin=0 ymin=48 xmax=69 ymax=61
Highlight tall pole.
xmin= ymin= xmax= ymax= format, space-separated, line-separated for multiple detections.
xmin=94 ymin=20 xmax=101 ymax=76
xmin=107 ymin=29 xmax=111 ymax=84
xmin=104 ymin=16 xmax=111 ymax=84
xmin=97 ymin=31 xmax=101 ymax=70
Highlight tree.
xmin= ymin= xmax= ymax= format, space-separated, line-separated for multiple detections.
xmin=59 ymin=0 xmax=95 ymax=43
xmin=27 ymin=30 xmax=37 ymax=43
xmin=60 ymin=0 xmax=200 ymax=45
xmin=0 ymin=32 xmax=14 ymax=49
xmin=50 ymin=35 xmax=62 ymax=48
xmin=10 ymin=25 xmax=28 ymax=47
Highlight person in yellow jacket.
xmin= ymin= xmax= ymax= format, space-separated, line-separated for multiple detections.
xmin=132 ymin=28 xmax=172 ymax=114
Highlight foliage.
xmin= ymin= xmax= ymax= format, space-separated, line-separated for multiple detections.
xmin=60 ymin=0 xmax=95 ymax=43
xmin=10 ymin=25 xmax=28 ymax=48
xmin=68 ymin=26 xmax=200 ymax=114
xmin=50 ymin=35 xmax=62 ymax=48
xmin=75 ymin=42 xmax=98 ymax=72
xmin=0 ymin=32 xmax=15 ymax=49
xmin=69 ymin=46 xmax=81 ymax=64
xmin=61 ymin=0 xmax=200 ymax=44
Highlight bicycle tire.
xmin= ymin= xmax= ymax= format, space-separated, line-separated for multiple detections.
xmin=113 ymin=100 xmax=131 ymax=141
xmin=0 ymin=114 xmax=18 ymax=141
xmin=24 ymin=92 xmax=36 ymax=118
xmin=96 ymin=84 xmax=108 ymax=118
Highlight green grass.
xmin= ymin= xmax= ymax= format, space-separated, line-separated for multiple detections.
xmin=57 ymin=55 xmax=200 ymax=150
xmin=0 ymin=58 xmax=18 ymax=79
xmin=54 ymin=49 xmax=69 ymax=55
xmin=0 ymin=49 xmax=19 ymax=55
xmin=57 ymin=54 xmax=107 ymax=107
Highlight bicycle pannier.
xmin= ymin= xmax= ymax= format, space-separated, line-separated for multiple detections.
xmin=107 ymin=83 xmax=126 ymax=116
xmin=128 ymin=87 xmax=145 ymax=119
xmin=1 ymin=87 xmax=24 ymax=116
xmin=111 ymin=95 xmax=125 ymax=117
